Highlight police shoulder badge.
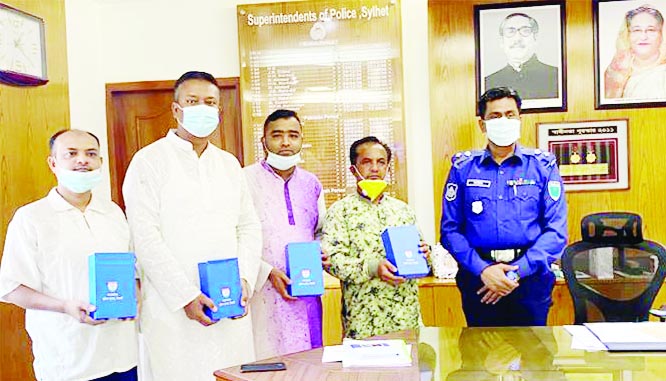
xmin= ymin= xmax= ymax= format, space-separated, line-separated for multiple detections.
xmin=445 ymin=183 xmax=458 ymax=201
xmin=547 ymin=181 xmax=562 ymax=201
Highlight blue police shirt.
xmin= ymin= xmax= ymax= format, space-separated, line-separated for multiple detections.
xmin=440 ymin=145 xmax=568 ymax=279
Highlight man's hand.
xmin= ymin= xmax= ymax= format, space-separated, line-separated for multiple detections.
xmin=479 ymin=264 xmax=519 ymax=301
xmin=135 ymin=279 xmax=141 ymax=319
xmin=321 ymin=248 xmax=331 ymax=272
xmin=269 ymin=268 xmax=297 ymax=302
xmin=63 ymin=300 xmax=106 ymax=326
xmin=377 ymin=259 xmax=405 ymax=286
xmin=232 ymin=279 xmax=252 ymax=319
xmin=477 ymin=286 xmax=504 ymax=305
xmin=418 ymin=241 xmax=431 ymax=261
xmin=184 ymin=293 xmax=217 ymax=326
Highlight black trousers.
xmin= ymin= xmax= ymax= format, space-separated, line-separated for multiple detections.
xmin=456 ymin=268 xmax=555 ymax=327
xmin=90 ymin=367 xmax=138 ymax=381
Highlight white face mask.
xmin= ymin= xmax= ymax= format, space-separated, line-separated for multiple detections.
xmin=55 ymin=168 xmax=103 ymax=194
xmin=176 ymin=104 xmax=219 ymax=138
xmin=484 ymin=117 xmax=521 ymax=147
xmin=265 ymin=150 xmax=302 ymax=170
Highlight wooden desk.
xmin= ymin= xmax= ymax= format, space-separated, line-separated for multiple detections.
xmin=215 ymin=326 xmax=666 ymax=381
xmin=322 ymin=275 xmax=666 ymax=345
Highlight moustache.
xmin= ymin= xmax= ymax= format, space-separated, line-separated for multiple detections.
xmin=510 ymin=41 xmax=526 ymax=49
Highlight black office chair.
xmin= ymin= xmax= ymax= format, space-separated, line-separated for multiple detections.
xmin=562 ymin=212 xmax=666 ymax=324
xmin=651 ymin=305 xmax=666 ymax=322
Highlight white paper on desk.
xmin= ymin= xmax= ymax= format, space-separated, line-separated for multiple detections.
xmin=322 ymin=345 xmax=344 ymax=363
xmin=564 ymin=325 xmax=607 ymax=351
xmin=341 ymin=345 xmax=412 ymax=368
xmin=341 ymin=339 xmax=412 ymax=368
xmin=584 ymin=322 xmax=666 ymax=351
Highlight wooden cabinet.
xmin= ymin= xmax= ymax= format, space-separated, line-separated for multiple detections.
xmin=322 ymin=274 xmax=666 ymax=345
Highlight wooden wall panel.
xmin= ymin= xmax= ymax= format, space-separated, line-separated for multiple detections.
xmin=0 ymin=1 xmax=69 ymax=380
xmin=429 ymin=0 xmax=666 ymax=246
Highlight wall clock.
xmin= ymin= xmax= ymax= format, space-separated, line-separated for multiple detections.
xmin=0 ymin=3 xmax=47 ymax=86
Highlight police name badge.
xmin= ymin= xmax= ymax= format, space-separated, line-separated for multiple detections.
xmin=471 ymin=200 xmax=483 ymax=214
xmin=466 ymin=179 xmax=491 ymax=188
xmin=445 ymin=183 xmax=458 ymax=201
xmin=547 ymin=181 xmax=562 ymax=201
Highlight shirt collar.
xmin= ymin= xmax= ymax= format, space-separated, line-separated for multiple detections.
xmin=480 ymin=144 xmax=525 ymax=165
xmin=512 ymin=54 xmax=539 ymax=71
xmin=354 ymin=190 xmax=386 ymax=205
xmin=47 ymin=188 xmax=111 ymax=214
xmin=522 ymin=54 xmax=540 ymax=70
xmin=166 ymin=129 xmax=209 ymax=154
xmin=513 ymin=144 xmax=527 ymax=163
xmin=260 ymin=160 xmax=298 ymax=182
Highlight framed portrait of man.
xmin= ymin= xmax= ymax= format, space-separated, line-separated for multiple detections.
xmin=595 ymin=0 xmax=666 ymax=109
xmin=474 ymin=1 xmax=566 ymax=114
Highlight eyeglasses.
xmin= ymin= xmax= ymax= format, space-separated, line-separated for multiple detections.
xmin=629 ymin=27 xmax=661 ymax=37
xmin=502 ymin=26 xmax=533 ymax=38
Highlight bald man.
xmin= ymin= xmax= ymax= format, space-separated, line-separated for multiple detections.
xmin=0 ymin=129 xmax=138 ymax=381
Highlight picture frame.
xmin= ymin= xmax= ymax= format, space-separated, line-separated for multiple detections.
xmin=537 ymin=120 xmax=629 ymax=191
xmin=594 ymin=0 xmax=666 ymax=109
xmin=474 ymin=1 xmax=566 ymax=114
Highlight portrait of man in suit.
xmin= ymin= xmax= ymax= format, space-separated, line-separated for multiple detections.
xmin=485 ymin=13 xmax=559 ymax=100
xmin=476 ymin=3 xmax=564 ymax=111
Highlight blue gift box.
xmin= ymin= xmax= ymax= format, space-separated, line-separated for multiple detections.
xmin=88 ymin=252 xmax=137 ymax=320
xmin=198 ymin=258 xmax=244 ymax=321
xmin=286 ymin=241 xmax=324 ymax=297
xmin=381 ymin=225 xmax=430 ymax=279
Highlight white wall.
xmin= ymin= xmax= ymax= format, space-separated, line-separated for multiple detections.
xmin=65 ymin=0 xmax=436 ymax=242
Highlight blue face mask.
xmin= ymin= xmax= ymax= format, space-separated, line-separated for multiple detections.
xmin=56 ymin=168 xmax=102 ymax=194
xmin=177 ymin=104 xmax=220 ymax=138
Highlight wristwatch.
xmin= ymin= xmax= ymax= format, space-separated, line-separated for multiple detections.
xmin=506 ymin=270 xmax=520 ymax=282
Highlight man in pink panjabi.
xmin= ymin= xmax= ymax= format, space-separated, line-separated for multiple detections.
xmin=245 ymin=109 xmax=328 ymax=360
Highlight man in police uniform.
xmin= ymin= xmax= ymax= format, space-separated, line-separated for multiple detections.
xmin=440 ymin=87 xmax=567 ymax=326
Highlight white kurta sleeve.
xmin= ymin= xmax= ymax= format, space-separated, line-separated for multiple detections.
xmin=123 ymin=156 xmax=200 ymax=311
xmin=315 ymin=190 xmax=326 ymax=239
xmin=235 ymin=172 xmax=262 ymax=296
xmin=0 ymin=209 xmax=41 ymax=300
xmin=255 ymin=260 xmax=273 ymax=292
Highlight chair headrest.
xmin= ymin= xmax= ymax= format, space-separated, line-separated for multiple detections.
xmin=581 ymin=212 xmax=643 ymax=245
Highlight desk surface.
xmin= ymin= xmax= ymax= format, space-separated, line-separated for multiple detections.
xmin=215 ymin=326 xmax=666 ymax=381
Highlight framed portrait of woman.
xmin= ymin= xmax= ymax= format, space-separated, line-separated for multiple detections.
xmin=595 ymin=0 xmax=666 ymax=108
xmin=474 ymin=0 xmax=566 ymax=114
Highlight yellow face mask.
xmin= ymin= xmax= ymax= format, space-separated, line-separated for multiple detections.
xmin=358 ymin=179 xmax=388 ymax=202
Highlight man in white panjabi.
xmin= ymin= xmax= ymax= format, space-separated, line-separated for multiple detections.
xmin=123 ymin=71 xmax=262 ymax=381
xmin=0 ymin=130 xmax=138 ymax=381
